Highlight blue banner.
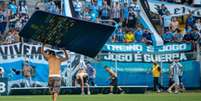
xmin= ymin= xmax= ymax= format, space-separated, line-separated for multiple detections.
xmin=102 ymin=43 xmax=193 ymax=53
xmin=95 ymin=61 xmax=200 ymax=88
xmin=0 ymin=42 xmax=200 ymax=92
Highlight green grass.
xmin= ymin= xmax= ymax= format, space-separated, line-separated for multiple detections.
xmin=0 ymin=92 xmax=201 ymax=101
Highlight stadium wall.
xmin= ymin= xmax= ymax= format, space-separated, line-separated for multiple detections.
xmin=0 ymin=42 xmax=200 ymax=93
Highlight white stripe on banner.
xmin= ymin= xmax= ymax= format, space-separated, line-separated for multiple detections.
xmin=63 ymin=0 xmax=72 ymax=17
xmin=138 ymin=1 xmax=164 ymax=46
xmin=148 ymin=0 xmax=201 ymax=17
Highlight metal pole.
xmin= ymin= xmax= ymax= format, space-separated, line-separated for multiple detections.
xmin=196 ymin=42 xmax=200 ymax=61
xmin=69 ymin=60 xmax=72 ymax=87
xmin=197 ymin=42 xmax=201 ymax=89
xmin=115 ymin=55 xmax=118 ymax=76
xmin=160 ymin=61 xmax=163 ymax=87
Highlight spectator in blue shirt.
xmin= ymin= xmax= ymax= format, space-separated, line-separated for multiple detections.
xmin=0 ymin=8 xmax=7 ymax=34
xmin=186 ymin=13 xmax=195 ymax=27
xmin=183 ymin=30 xmax=193 ymax=42
xmin=122 ymin=3 xmax=129 ymax=27
xmin=91 ymin=10 xmax=98 ymax=22
xmin=0 ymin=2 xmax=9 ymax=35
xmin=116 ymin=27 xmax=124 ymax=43
xmin=8 ymin=0 xmax=17 ymax=15
xmin=100 ymin=1 xmax=110 ymax=21
xmin=143 ymin=29 xmax=153 ymax=45
xmin=162 ymin=29 xmax=174 ymax=43
xmin=184 ymin=25 xmax=192 ymax=34
xmin=135 ymin=27 xmax=143 ymax=42
xmin=90 ymin=1 xmax=99 ymax=22
xmin=46 ymin=0 xmax=58 ymax=14
xmin=85 ymin=0 xmax=92 ymax=8
xmin=174 ymin=28 xmax=184 ymax=42
xmin=162 ymin=11 xmax=172 ymax=33
xmin=111 ymin=2 xmax=121 ymax=23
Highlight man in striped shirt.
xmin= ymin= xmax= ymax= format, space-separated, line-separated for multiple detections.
xmin=168 ymin=59 xmax=182 ymax=94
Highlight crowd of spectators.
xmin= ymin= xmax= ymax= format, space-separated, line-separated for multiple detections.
xmin=35 ymin=0 xmax=61 ymax=14
xmin=72 ymin=0 xmax=201 ymax=45
xmin=157 ymin=3 xmax=201 ymax=43
xmin=0 ymin=0 xmax=29 ymax=44
xmin=72 ymin=0 xmax=155 ymax=44
xmin=0 ymin=0 xmax=61 ymax=45
xmin=0 ymin=0 xmax=200 ymax=46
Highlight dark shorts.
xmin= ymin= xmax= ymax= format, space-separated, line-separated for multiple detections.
xmin=78 ymin=76 xmax=88 ymax=84
xmin=48 ymin=77 xmax=61 ymax=94
xmin=110 ymin=77 xmax=118 ymax=87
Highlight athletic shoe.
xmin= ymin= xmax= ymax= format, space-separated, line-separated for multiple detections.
xmin=87 ymin=91 xmax=91 ymax=95
xmin=174 ymin=91 xmax=179 ymax=94
xmin=81 ymin=92 xmax=85 ymax=96
xmin=167 ymin=89 xmax=172 ymax=93
xmin=120 ymin=91 xmax=125 ymax=94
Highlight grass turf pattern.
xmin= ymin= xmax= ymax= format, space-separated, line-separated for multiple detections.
xmin=0 ymin=93 xmax=201 ymax=101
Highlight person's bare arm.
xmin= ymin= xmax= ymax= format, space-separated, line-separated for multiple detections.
xmin=41 ymin=44 xmax=49 ymax=60
xmin=60 ymin=49 xmax=69 ymax=62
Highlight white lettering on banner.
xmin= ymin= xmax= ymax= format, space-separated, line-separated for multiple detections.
xmin=0 ymin=43 xmax=192 ymax=63
xmin=0 ymin=43 xmax=69 ymax=64
xmin=148 ymin=1 xmax=201 ymax=17
xmin=0 ymin=82 xmax=6 ymax=93
xmin=104 ymin=43 xmax=191 ymax=53
xmin=104 ymin=53 xmax=133 ymax=62
xmin=103 ymin=53 xmax=187 ymax=62
xmin=134 ymin=54 xmax=142 ymax=62
xmin=147 ymin=46 xmax=154 ymax=52
xmin=143 ymin=53 xmax=187 ymax=62
xmin=105 ymin=44 xmax=143 ymax=52
xmin=159 ymin=44 xmax=187 ymax=52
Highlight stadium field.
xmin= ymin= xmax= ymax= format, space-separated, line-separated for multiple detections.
xmin=1 ymin=92 xmax=201 ymax=101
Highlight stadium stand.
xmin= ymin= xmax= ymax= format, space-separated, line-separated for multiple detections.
xmin=0 ymin=0 xmax=201 ymax=96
